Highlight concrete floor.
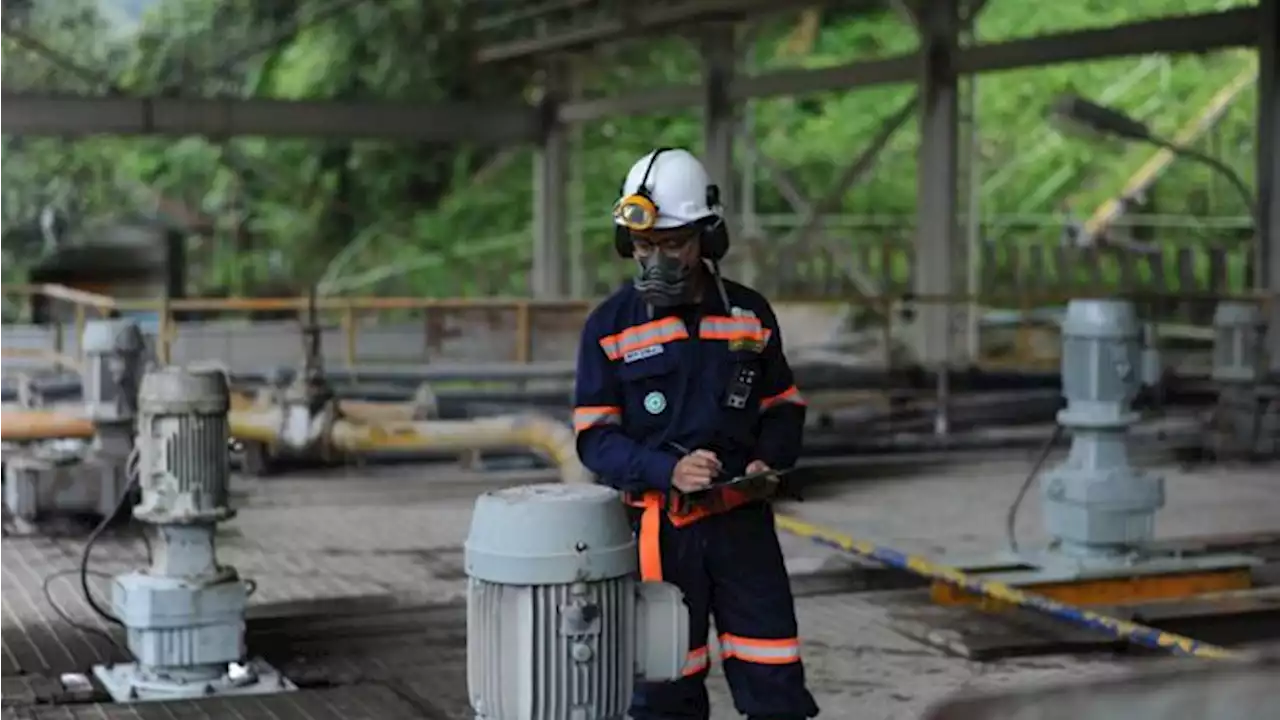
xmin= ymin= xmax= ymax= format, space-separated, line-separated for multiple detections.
xmin=2 ymin=452 xmax=1277 ymax=719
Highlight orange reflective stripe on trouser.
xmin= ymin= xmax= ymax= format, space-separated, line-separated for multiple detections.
xmin=718 ymin=633 xmax=802 ymax=665
xmin=637 ymin=492 xmax=664 ymax=582
xmin=683 ymin=645 xmax=710 ymax=676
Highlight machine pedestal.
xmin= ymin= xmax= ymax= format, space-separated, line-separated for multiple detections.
xmin=93 ymin=658 xmax=294 ymax=702
xmin=934 ymin=545 xmax=1258 ymax=607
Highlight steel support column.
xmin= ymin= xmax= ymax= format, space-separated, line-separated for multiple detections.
xmin=532 ymin=58 xmax=572 ymax=298
xmin=1259 ymin=0 xmax=1280 ymax=371
xmin=568 ymin=56 xmax=588 ymax=298
xmin=701 ymin=23 xmax=738 ymax=223
xmin=914 ymin=0 xmax=961 ymax=377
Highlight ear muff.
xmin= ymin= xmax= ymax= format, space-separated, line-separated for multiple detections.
xmin=698 ymin=183 xmax=729 ymax=261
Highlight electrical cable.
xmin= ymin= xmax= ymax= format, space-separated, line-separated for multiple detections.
xmin=42 ymin=569 xmax=126 ymax=654
xmin=1004 ymin=424 xmax=1064 ymax=554
xmin=77 ymin=447 xmax=142 ymax=626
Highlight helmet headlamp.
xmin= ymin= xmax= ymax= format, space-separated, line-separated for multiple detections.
xmin=613 ymin=194 xmax=659 ymax=232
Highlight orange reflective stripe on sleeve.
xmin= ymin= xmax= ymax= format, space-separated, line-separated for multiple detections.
xmin=638 ymin=492 xmax=664 ymax=582
xmin=698 ymin=315 xmax=771 ymax=345
xmin=718 ymin=633 xmax=802 ymax=665
xmin=682 ymin=645 xmax=710 ymax=676
xmin=761 ymin=385 xmax=806 ymax=411
xmin=573 ymin=405 xmax=622 ymax=433
xmin=598 ymin=318 xmax=689 ymax=361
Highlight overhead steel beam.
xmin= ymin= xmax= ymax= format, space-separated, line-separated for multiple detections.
xmin=953 ymin=6 xmax=1257 ymax=74
xmin=0 ymin=94 xmax=543 ymax=143
xmin=560 ymin=6 xmax=1258 ymax=123
xmin=474 ymin=0 xmax=878 ymax=64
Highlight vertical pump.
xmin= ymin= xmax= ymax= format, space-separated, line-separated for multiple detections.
xmin=81 ymin=317 xmax=147 ymax=507
xmin=93 ymin=367 xmax=293 ymax=702
xmin=3 ymin=319 xmax=146 ymax=526
xmin=955 ymin=298 xmax=1256 ymax=593
xmin=465 ymin=484 xmax=690 ymax=720
xmin=1211 ymin=302 xmax=1276 ymax=458
xmin=1039 ymin=299 xmax=1165 ymax=562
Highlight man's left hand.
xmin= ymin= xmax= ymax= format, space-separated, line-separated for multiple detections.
xmin=746 ymin=460 xmax=771 ymax=475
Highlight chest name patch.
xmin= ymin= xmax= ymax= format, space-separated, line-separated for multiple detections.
xmin=623 ymin=344 xmax=665 ymax=364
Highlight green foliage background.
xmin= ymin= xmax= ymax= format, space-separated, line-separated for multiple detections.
xmin=0 ymin=0 xmax=1261 ymax=297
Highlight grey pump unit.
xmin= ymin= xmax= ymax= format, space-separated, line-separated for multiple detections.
xmin=465 ymin=483 xmax=690 ymax=720
xmin=4 ymin=318 xmax=145 ymax=529
xmin=93 ymin=367 xmax=294 ymax=702
xmin=949 ymin=298 xmax=1255 ymax=586
xmin=1210 ymin=301 xmax=1277 ymax=459
xmin=1040 ymin=299 xmax=1164 ymax=559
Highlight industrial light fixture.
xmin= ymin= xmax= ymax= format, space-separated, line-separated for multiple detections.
xmin=1049 ymin=94 xmax=1153 ymax=143
xmin=1048 ymin=93 xmax=1260 ymax=243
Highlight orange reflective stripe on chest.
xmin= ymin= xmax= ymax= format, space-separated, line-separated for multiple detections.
xmin=699 ymin=315 xmax=771 ymax=345
xmin=598 ymin=317 xmax=689 ymax=361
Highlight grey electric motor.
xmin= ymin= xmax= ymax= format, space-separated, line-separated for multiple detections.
xmin=465 ymin=484 xmax=690 ymax=720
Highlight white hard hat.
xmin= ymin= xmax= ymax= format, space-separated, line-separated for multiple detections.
xmin=614 ymin=148 xmax=720 ymax=231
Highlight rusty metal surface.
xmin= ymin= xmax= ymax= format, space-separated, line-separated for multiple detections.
xmin=922 ymin=656 xmax=1279 ymax=720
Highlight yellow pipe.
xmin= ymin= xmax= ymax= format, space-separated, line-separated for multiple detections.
xmin=227 ymin=410 xmax=283 ymax=445
xmin=225 ymin=406 xmax=588 ymax=484
xmin=4 ymin=405 xmax=586 ymax=485
xmin=229 ymin=391 xmax=421 ymax=422
xmin=328 ymin=414 xmax=590 ymax=485
xmin=0 ymin=409 xmax=95 ymax=441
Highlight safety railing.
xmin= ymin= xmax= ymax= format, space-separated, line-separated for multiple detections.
xmin=2 ymin=284 xmax=1271 ymax=377
xmin=293 ymin=225 xmax=1255 ymax=302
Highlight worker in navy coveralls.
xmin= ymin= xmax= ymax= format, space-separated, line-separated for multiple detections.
xmin=572 ymin=148 xmax=819 ymax=720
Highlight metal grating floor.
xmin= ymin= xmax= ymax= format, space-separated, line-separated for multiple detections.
xmin=4 ymin=459 xmax=1277 ymax=720
xmin=1 ymin=684 xmax=441 ymax=719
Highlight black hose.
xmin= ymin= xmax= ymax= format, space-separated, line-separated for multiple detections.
xmin=42 ymin=569 xmax=126 ymax=654
xmin=1005 ymin=424 xmax=1064 ymax=554
xmin=78 ymin=448 xmax=142 ymax=626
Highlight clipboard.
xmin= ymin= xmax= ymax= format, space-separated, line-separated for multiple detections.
xmin=684 ymin=466 xmax=795 ymax=496
xmin=674 ymin=467 xmax=797 ymax=513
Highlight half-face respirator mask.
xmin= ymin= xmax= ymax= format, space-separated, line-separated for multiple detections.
xmin=614 ymin=150 xmax=708 ymax=308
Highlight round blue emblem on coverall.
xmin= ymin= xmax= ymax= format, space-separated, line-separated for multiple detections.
xmin=643 ymin=391 xmax=667 ymax=415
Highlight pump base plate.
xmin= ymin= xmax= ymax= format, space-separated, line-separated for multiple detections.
xmin=932 ymin=547 xmax=1258 ymax=607
xmin=92 ymin=657 xmax=295 ymax=703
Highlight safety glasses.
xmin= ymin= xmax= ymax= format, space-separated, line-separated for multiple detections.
xmin=629 ymin=228 xmax=698 ymax=257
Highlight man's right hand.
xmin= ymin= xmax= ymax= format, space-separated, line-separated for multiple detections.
xmin=671 ymin=449 xmax=721 ymax=493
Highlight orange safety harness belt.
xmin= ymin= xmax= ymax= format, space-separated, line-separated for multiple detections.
xmin=637 ymin=493 xmax=665 ymax=582
xmin=628 ymin=485 xmax=764 ymax=583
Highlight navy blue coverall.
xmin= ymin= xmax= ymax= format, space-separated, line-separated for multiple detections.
xmin=573 ymin=280 xmax=819 ymax=720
